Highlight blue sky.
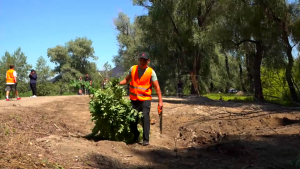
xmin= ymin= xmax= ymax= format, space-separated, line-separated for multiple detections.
xmin=0 ymin=0 xmax=147 ymax=70
xmin=0 ymin=0 xmax=299 ymax=72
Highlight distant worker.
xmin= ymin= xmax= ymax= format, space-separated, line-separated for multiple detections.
xmin=29 ymin=69 xmax=37 ymax=97
xmin=78 ymin=76 xmax=83 ymax=95
xmin=84 ymin=74 xmax=92 ymax=94
xmin=102 ymin=77 xmax=108 ymax=89
xmin=119 ymin=52 xmax=163 ymax=146
xmin=5 ymin=65 xmax=21 ymax=101
xmin=177 ymin=80 xmax=183 ymax=98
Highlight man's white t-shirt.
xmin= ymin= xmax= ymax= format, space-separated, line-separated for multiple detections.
xmin=6 ymin=71 xmax=17 ymax=84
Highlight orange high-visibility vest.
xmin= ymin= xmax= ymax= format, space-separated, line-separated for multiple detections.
xmin=129 ymin=65 xmax=153 ymax=101
xmin=6 ymin=69 xmax=15 ymax=84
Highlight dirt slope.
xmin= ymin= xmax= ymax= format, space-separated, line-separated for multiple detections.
xmin=0 ymin=95 xmax=300 ymax=169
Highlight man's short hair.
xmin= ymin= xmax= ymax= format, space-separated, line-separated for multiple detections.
xmin=9 ymin=65 xmax=14 ymax=69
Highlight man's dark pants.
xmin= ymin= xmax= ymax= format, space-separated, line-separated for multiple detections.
xmin=130 ymin=100 xmax=151 ymax=142
xmin=83 ymin=86 xmax=90 ymax=95
xmin=30 ymin=83 xmax=37 ymax=95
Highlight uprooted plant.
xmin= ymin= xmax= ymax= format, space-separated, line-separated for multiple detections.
xmin=85 ymin=78 xmax=142 ymax=143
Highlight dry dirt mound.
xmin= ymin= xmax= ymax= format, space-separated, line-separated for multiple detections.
xmin=0 ymin=96 xmax=300 ymax=169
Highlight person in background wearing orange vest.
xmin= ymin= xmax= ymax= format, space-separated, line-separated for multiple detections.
xmin=119 ymin=52 xmax=163 ymax=146
xmin=5 ymin=65 xmax=21 ymax=101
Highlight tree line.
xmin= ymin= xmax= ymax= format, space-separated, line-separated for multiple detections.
xmin=113 ymin=0 xmax=300 ymax=103
xmin=0 ymin=37 xmax=102 ymax=98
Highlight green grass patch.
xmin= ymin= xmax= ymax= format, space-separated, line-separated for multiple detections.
xmin=203 ymin=93 xmax=253 ymax=102
xmin=19 ymin=91 xmax=32 ymax=97
xmin=61 ymin=92 xmax=77 ymax=96
xmin=204 ymin=93 xmax=300 ymax=107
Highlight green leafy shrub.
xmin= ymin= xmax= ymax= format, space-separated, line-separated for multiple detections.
xmin=69 ymin=80 xmax=96 ymax=94
xmin=87 ymin=78 xmax=142 ymax=143
xmin=261 ymin=67 xmax=289 ymax=99
xmin=37 ymin=82 xmax=60 ymax=96
xmin=70 ymin=80 xmax=88 ymax=89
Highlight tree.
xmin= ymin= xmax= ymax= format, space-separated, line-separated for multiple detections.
xmin=0 ymin=47 xmax=32 ymax=95
xmin=258 ymin=0 xmax=300 ymax=102
xmin=103 ymin=62 xmax=112 ymax=78
xmin=130 ymin=0 xmax=218 ymax=95
xmin=113 ymin=12 xmax=141 ymax=70
xmin=35 ymin=56 xmax=58 ymax=96
xmin=47 ymin=37 xmax=98 ymax=77
xmin=35 ymin=56 xmax=54 ymax=83
xmin=293 ymin=55 xmax=300 ymax=94
xmin=47 ymin=45 xmax=69 ymax=74
xmin=47 ymin=37 xmax=99 ymax=94
xmin=211 ymin=0 xmax=285 ymax=101
xmin=67 ymin=37 xmax=98 ymax=73
xmin=112 ymin=0 xmax=300 ymax=104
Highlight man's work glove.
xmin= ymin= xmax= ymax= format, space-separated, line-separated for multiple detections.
xmin=158 ymin=106 xmax=163 ymax=115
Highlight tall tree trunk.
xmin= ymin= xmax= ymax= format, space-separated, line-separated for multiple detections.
xmin=285 ymin=44 xmax=298 ymax=102
xmin=190 ymin=54 xmax=201 ymax=95
xmin=283 ymin=30 xmax=299 ymax=102
xmin=239 ymin=62 xmax=246 ymax=92
xmin=224 ymin=53 xmax=230 ymax=91
xmin=252 ymin=41 xmax=264 ymax=101
xmin=246 ymin=53 xmax=254 ymax=93
xmin=190 ymin=69 xmax=200 ymax=95
xmin=190 ymin=72 xmax=197 ymax=95
xmin=260 ymin=1 xmax=298 ymax=102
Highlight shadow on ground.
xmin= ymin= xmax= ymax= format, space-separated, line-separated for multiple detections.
xmin=85 ymin=134 xmax=300 ymax=169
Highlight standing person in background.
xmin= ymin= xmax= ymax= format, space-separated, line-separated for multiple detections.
xmin=102 ymin=78 xmax=108 ymax=89
xmin=29 ymin=69 xmax=37 ymax=97
xmin=5 ymin=65 xmax=21 ymax=101
xmin=119 ymin=52 xmax=163 ymax=146
xmin=84 ymin=74 xmax=92 ymax=94
xmin=177 ymin=80 xmax=183 ymax=98
xmin=78 ymin=76 xmax=83 ymax=95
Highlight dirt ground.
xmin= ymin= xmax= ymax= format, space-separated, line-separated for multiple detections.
xmin=0 ymin=95 xmax=300 ymax=169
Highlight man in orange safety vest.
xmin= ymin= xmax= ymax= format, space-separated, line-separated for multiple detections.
xmin=5 ymin=65 xmax=21 ymax=101
xmin=119 ymin=52 xmax=163 ymax=146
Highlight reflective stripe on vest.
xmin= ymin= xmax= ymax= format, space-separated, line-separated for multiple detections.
xmin=129 ymin=92 xmax=147 ymax=96
xmin=6 ymin=69 xmax=15 ymax=84
xmin=129 ymin=65 xmax=153 ymax=101
xmin=129 ymin=85 xmax=151 ymax=91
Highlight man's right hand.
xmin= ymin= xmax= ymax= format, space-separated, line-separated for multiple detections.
xmin=119 ymin=75 xmax=131 ymax=85
xmin=158 ymin=105 xmax=163 ymax=115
